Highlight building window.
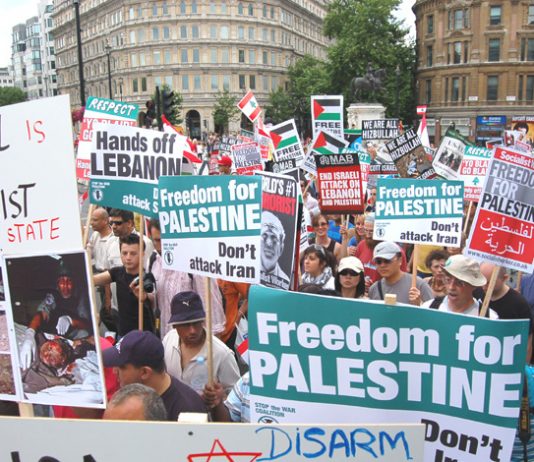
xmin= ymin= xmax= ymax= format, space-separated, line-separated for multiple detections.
xmin=464 ymin=41 xmax=469 ymax=63
xmin=450 ymin=9 xmax=469 ymax=30
xmin=165 ymin=76 xmax=173 ymax=87
xmin=223 ymin=75 xmax=230 ymax=91
xmin=210 ymin=26 xmax=217 ymax=39
xmin=194 ymin=75 xmax=201 ymax=90
xmin=263 ymin=4 xmax=267 ymax=17
xmin=238 ymin=49 xmax=245 ymax=63
xmin=427 ymin=15 xmax=434 ymax=34
xmin=263 ymin=75 xmax=269 ymax=91
xmin=249 ymin=50 xmax=255 ymax=64
xmin=488 ymin=38 xmax=500 ymax=62
xmin=519 ymin=75 xmax=524 ymax=100
xmin=521 ymin=38 xmax=534 ymax=61
xmin=238 ymin=3 xmax=243 ymax=15
xmin=529 ymin=6 xmax=534 ymax=24
xmin=210 ymin=2 xmax=216 ymax=13
xmin=221 ymin=2 xmax=227 ymax=14
xmin=487 ymin=75 xmax=499 ymax=101
xmin=180 ymin=26 xmax=187 ymax=39
xmin=164 ymin=50 xmax=171 ymax=64
xmin=426 ymin=45 xmax=433 ymax=66
xmin=451 ymin=77 xmax=460 ymax=102
xmin=162 ymin=2 xmax=169 ymax=15
xmin=526 ymin=76 xmax=534 ymax=101
xmin=141 ymin=77 xmax=147 ymax=92
xmin=132 ymin=78 xmax=138 ymax=92
xmin=211 ymin=75 xmax=218 ymax=90
xmin=239 ymin=74 xmax=246 ymax=89
xmin=193 ymin=48 xmax=199 ymax=63
xmin=181 ymin=49 xmax=188 ymax=63
xmin=489 ymin=6 xmax=501 ymax=25
xmin=163 ymin=27 xmax=170 ymax=39
xmin=263 ymin=51 xmax=268 ymax=64
xmin=248 ymin=27 xmax=255 ymax=40
xmin=453 ymin=42 xmax=461 ymax=64
xmin=444 ymin=77 xmax=449 ymax=101
xmin=192 ymin=0 xmax=197 ymax=13
xmin=153 ymin=51 xmax=161 ymax=65
xmin=462 ymin=76 xmax=467 ymax=101
xmin=238 ymin=26 xmax=244 ymax=40
xmin=182 ymin=75 xmax=189 ymax=90
xmin=425 ymin=79 xmax=432 ymax=103
xmin=221 ymin=26 xmax=229 ymax=39
xmin=248 ymin=4 xmax=254 ymax=16
xmin=249 ymin=75 xmax=256 ymax=89
xmin=192 ymin=25 xmax=199 ymax=38
xmin=152 ymin=4 xmax=158 ymax=16
xmin=180 ymin=1 xmax=186 ymax=14
xmin=210 ymin=48 xmax=217 ymax=63
xmin=221 ymin=49 xmax=229 ymax=63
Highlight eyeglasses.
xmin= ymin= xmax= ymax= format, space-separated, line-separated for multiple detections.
xmin=316 ymin=222 xmax=328 ymax=227
xmin=339 ymin=270 xmax=359 ymax=277
xmin=110 ymin=221 xmax=124 ymax=226
xmin=444 ymin=276 xmax=467 ymax=287
xmin=375 ymin=258 xmax=394 ymax=266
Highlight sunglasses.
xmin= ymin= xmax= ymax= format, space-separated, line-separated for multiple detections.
xmin=339 ymin=270 xmax=359 ymax=277
xmin=110 ymin=220 xmax=124 ymax=226
xmin=375 ymin=258 xmax=395 ymax=265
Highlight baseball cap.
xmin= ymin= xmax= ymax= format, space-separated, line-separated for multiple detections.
xmin=168 ymin=291 xmax=206 ymax=325
xmin=373 ymin=241 xmax=402 ymax=261
xmin=218 ymin=156 xmax=232 ymax=167
xmin=443 ymin=254 xmax=487 ymax=287
xmin=338 ymin=256 xmax=364 ymax=274
xmin=102 ymin=330 xmax=163 ymax=368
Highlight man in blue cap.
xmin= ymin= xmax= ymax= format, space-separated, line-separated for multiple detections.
xmin=103 ymin=330 xmax=206 ymax=421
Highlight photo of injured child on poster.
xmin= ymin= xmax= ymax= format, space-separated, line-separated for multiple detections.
xmin=4 ymin=251 xmax=105 ymax=407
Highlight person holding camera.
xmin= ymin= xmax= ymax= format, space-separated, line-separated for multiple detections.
xmin=94 ymin=234 xmax=156 ymax=337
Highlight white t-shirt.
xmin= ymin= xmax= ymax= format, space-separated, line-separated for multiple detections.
xmin=422 ymin=296 xmax=499 ymax=319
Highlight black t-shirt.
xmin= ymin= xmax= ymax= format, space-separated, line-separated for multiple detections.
xmin=161 ymin=376 xmax=206 ymax=421
xmin=109 ymin=266 xmax=154 ymax=336
xmin=488 ymin=288 xmax=533 ymax=333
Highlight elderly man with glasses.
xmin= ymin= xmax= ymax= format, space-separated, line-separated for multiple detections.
xmin=422 ymin=255 xmax=498 ymax=318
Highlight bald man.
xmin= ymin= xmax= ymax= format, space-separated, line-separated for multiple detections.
xmin=260 ymin=211 xmax=290 ymax=287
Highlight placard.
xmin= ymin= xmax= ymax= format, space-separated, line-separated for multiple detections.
xmin=311 ymin=95 xmax=344 ymax=139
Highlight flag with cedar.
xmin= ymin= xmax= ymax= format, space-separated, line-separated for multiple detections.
xmin=237 ymin=90 xmax=261 ymax=123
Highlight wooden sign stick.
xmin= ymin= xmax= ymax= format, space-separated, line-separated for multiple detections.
xmin=205 ymin=278 xmax=214 ymax=386
xmin=137 ymin=217 xmax=145 ymax=331
xmin=479 ymin=266 xmax=499 ymax=318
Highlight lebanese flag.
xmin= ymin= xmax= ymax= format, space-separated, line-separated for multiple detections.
xmin=416 ymin=105 xmax=427 ymax=116
xmin=161 ymin=115 xmax=202 ymax=163
xmin=237 ymin=90 xmax=261 ymax=123
xmin=311 ymin=130 xmax=347 ymax=154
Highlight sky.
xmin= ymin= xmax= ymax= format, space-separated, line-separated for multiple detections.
xmin=0 ymin=0 xmax=416 ymax=69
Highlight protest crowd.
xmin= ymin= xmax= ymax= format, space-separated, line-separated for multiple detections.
xmin=0 ymin=92 xmax=533 ymax=462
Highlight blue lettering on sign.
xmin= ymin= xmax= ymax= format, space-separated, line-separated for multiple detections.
xmin=255 ymin=426 xmax=413 ymax=460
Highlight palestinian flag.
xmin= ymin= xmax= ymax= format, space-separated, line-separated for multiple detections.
xmin=270 ymin=119 xmax=300 ymax=151
xmin=312 ymin=96 xmax=343 ymax=121
xmin=311 ymin=130 xmax=348 ymax=155
xmin=237 ymin=90 xmax=261 ymax=123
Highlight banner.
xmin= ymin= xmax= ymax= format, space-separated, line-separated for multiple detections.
xmin=511 ymin=116 xmax=534 ymax=150
xmin=158 ymin=175 xmax=262 ymax=283
xmin=76 ymin=96 xmax=139 ymax=180
xmin=310 ymin=130 xmax=348 ymax=155
xmin=270 ymin=119 xmax=305 ymax=165
xmin=248 ymin=286 xmax=529 ymax=462
xmin=231 ymin=142 xmax=262 ymax=175
xmin=259 ymin=172 xmax=298 ymax=290
xmin=432 ymin=129 xmax=470 ymax=180
xmin=89 ymin=123 xmax=182 ymax=217
xmin=0 ymin=96 xmax=82 ymax=255
xmin=374 ymin=179 xmax=464 ymax=246
xmin=311 ymin=95 xmax=344 ymax=140
xmin=385 ymin=129 xmax=436 ymax=179
xmin=361 ymin=119 xmax=400 ymax=141
xmin=465 ymin=146 xmax=534 ymax=272
xmin=314 ymin=152 xmax=364 ymax=214
xmin=460 ymin=146 xmax=493 ymax=201
xmin=1 ymin=251 xmax=106 ymax=407
xmin=0 ymin=418 xmax=425 ymax=461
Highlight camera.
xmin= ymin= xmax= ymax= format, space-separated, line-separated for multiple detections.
xmin=133 ymin=272 xmax=156 ymax=293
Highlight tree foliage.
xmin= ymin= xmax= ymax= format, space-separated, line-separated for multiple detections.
xmin=323 ymin=0 xmax=416 ymax=123
xmin=0 ymin=87 xmax=27 ymax=107
xmin=264 ymin=88 xmax=293 ymax=125
xmin=212 ymin=90 xmax=240 ymax=134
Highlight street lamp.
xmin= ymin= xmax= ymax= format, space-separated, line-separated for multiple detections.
xmin=105 ymin=42 xmax=112 ymax=99
xmin=395 ymin=65 xmax=401 ymax=119
xmin=118 ymin=77 xmax=123 ymax=101
xmin=73 ymin=0 xmax=85 ymax=106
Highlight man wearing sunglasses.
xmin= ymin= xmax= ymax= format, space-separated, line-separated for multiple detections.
xmin=422 ymin=255 xmax=498 ymax=318
xmin=368 ymin=241 xmax=433 ymax=306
